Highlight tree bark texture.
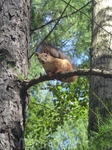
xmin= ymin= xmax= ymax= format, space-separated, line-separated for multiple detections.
xmin=0 ymin=0 xmax=30 ymax=149
xmin=89 ymin=0 xmax=112 ymax=132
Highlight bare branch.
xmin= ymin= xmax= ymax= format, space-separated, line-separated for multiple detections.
xmin=40 ymin=0 xmax=72 ymax=42
xmin=31 ymin=1 xmax=91 ymax=33
xmin=62 ymin=0 xmax=112 ymax=36
xmin=23 ymin=69 xmax=112 ymax=90
xmin=29 ymin=0 xmax=71 ymax=59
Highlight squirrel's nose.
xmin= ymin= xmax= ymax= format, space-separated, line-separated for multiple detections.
xmin=41 ymin=60 xmax=45 ymax=64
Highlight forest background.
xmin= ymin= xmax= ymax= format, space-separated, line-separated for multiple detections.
xmin=22 ymin=0 xmax=112 ymax=149
xmin=25 ymin=0 xmax=90 ymax=149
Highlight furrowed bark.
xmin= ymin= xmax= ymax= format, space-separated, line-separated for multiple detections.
xmin=0 ymin=0 xmax=30 ymax=149
xmin=89 ymin=0 xmax=112 ymax=133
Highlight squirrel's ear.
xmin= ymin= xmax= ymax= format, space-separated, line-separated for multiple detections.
xmin=43 ymin=49 xmax=49 ymax=54
xmin=34 ymin=52 xmax=39 ymax=56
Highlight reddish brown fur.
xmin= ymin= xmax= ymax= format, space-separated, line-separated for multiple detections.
xmin=34 ymin=52 xmax=77 ymax=82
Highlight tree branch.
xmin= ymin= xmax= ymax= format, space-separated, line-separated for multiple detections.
xmin=31 ymin=1 xmax=91 ymax=33
xmin=23 ymin=69 xmax=112 ymax=90
xmin=29 ymin=0 xmax=71 ymax=59
xmin=62 ymin=0 xmax=112 ymax=36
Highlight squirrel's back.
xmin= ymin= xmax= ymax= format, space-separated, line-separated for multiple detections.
xmin=38 ymin=42 xmax=68 ymax=59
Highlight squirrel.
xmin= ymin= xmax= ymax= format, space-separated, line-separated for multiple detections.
xmin=34 ymin=51 xmax=77 ymax=82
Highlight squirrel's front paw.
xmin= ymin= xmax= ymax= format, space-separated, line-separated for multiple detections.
xmin=47 ymin=72 xmax=53 ymax=77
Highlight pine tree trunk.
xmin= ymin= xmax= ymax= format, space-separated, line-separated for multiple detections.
xmin=0 ymin=0 xmax=30 ymax=149
xmin=89 ymin=0 xmax=112 ymax=132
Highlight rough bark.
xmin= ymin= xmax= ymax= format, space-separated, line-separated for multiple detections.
xmin=0 ymin=0 xmax=30 ymax=149
xmin=89 ymin=0 xmax=112 ymax=132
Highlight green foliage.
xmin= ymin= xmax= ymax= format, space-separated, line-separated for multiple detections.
xmin=86 ymin=94 xmax=112 ymax=150
xmin=25 ymin=0 xmax=112 ymax=149
xmin=25 ymin=97 xmax=53 ymax=149
xmin=28 ymin=54 xmax=43 ymax=80
xmin=50 ymin=77 xmax=89 ymax=122
xmin=25 ymin=0 xmax=92 ymax=149
xmin=25 ymin=77 xmax=89 ymax=149
xmin=88 ymin=115 xmax=112 ymax=150
xmin=51 ymin=119 xmax=88 ymax=150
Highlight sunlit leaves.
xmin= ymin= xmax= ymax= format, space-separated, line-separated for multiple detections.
xmin=25 ymin=76 xmax=89 ymax=149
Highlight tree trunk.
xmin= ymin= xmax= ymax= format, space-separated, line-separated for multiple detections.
xmin=89 ymin=0 xmax=112 ymax=133
xmin=0 ymin=0 xmax=30 ymax=149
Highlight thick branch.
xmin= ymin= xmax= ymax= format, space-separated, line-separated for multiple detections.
xmin=23 ymin=69 xmax=112 ymax=90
